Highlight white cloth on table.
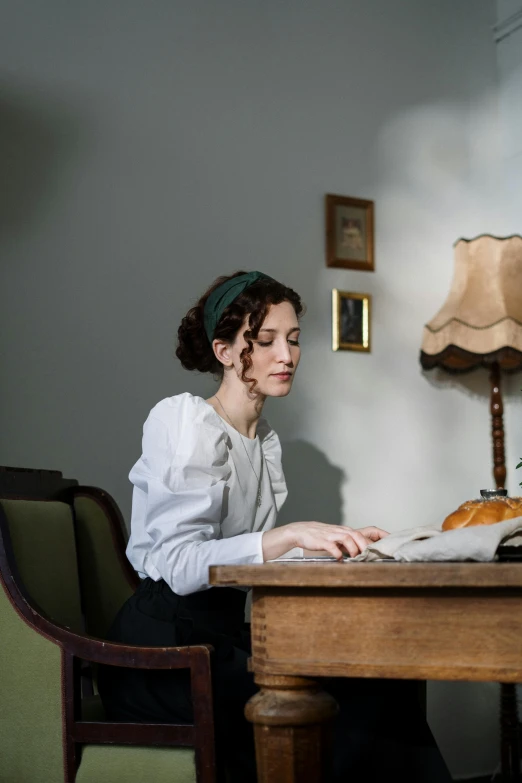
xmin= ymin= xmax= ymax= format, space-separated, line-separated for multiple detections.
xmin=353 ymin=518 xmax=522 ymax=562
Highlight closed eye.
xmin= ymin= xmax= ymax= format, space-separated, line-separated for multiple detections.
xmin=257 ymin=340 xmax=300 ymax=347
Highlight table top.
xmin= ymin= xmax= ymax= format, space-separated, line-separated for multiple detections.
xmin=209 ymin=561 xmax=522 ymax=589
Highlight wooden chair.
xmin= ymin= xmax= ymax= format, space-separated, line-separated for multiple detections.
xmin=0 ymin=466 xmax=216 ymax=783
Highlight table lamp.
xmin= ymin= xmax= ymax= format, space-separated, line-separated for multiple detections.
xmin=420 ymin=233 xmax=522 ymax=781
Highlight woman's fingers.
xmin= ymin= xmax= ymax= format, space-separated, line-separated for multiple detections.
xmin=321 ymin=527 xmax=368 ymax=558
xmin=343 ymin=527 xmax=371 ymax=553
xmin=335 ymin=532 xmax=362 ymax=558
xmin=324 ymin=542 xmax=345 ymax=560
xmin=289 ymin=522 xmax=387 ymax=559
xmin=358 ymin=526 xmax=389 ymax=540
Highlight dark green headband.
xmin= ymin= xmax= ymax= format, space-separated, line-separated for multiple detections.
xmin=204 ymin=271 xmax=274 ymax=342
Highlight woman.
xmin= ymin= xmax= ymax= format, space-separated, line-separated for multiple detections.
xmin=100 ymin=271 xmax=452 ymax=782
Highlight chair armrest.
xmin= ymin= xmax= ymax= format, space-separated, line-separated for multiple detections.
xmin=64 ymin=634 xmax=213 ymax=670
xmin=64 ymin=636 xmax=215 ymax=744
xmin=1 ymin=563 xmax=212 ymax=671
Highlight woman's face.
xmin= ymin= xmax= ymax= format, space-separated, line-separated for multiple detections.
xmin=230 ymin=300 xmax=301 ymax=397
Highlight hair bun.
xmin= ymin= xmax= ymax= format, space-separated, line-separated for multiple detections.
xmin=176 ymin=304 xmax=217 ymax=374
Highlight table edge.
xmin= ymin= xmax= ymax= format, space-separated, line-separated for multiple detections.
xmin=209 ymin=561 xmax=522 ymax=588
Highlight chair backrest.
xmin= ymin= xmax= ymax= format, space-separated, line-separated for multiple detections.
xmin=0 ymin=468 xmax=138 ymax=639
xmin=73 ymin=490 xmax=138 ymax=639
xmin=1 ymin=498 xmax=84 ymax=633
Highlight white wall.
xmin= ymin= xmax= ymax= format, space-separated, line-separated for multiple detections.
xmin=0 ymin=1 xmax=503 ymax=777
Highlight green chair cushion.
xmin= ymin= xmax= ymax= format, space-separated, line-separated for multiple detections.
xmin=1 ymin=499 xmax=83 ymax=632
xmin=76 ymin=745 xmax=196 ymax=783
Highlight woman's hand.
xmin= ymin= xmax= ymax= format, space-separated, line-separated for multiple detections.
xmin=262 ymin=522 xmax=389 ymax=562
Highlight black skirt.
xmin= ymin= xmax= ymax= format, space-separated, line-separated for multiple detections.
xmin=99 ymin=578 xmax=453 ymax=783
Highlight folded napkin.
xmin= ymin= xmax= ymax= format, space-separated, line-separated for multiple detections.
xmin=354 ymin=517 xmax=522 ymax=562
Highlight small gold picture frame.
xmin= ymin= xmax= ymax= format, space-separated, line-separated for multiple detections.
xmin=332 ymin=289 xmax=371 ymax=352
xmin=325 ymin=194 xmax=374 ymax=271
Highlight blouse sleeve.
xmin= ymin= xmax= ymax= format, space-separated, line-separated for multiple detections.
xmin=130 ymin=396 xmax=265 ymax=595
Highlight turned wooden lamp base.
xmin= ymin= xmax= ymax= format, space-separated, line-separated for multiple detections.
xmin=490 ymin=362 xmax=506 ymax=490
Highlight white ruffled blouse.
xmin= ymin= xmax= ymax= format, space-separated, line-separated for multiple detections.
xmin=126 ymin=392 xmax=288 ymax=595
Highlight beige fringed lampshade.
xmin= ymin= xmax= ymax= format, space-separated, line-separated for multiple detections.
xmin=420 ymin=234 xmax=522 ymax=373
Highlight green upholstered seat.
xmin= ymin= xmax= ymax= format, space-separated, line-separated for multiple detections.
xmin=76 ymin=746 xmax=196 ymax=783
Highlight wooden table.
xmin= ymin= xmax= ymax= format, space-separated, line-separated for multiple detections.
xmin=210 ymin=561 xmax=522 ymax=782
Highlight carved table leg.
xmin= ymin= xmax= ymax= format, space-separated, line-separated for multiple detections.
xmin=245 ymin=673 xmax=339 ymax=783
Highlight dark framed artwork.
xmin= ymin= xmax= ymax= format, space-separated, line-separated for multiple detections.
xmin=332 ymin=289 xmax=371 ymax=352
xmin=325 ymin=194 xmax=374 ymax=271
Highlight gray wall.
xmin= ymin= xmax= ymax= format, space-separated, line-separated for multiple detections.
xmin=0 ymin=1 xmax=502 ymax=777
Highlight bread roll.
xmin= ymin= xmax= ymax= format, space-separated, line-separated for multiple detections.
xmin=442 ymin=496 xmax=522 ymax=531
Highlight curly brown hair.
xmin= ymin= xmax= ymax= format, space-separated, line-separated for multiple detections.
xmin=176 ymin=271 xmax=304 ymax=392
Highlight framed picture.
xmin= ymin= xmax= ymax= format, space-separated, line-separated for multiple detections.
xmin=325 ymin=194 xmax=374 ymax=271
xmin=332 ymin=289 xmax=371 ymax=352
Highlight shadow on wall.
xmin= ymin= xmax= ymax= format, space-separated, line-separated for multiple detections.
xmin=276 ymin=440 xmax=346 ymax=527
xmin=0 ymin=79 xmax=81 ymax=240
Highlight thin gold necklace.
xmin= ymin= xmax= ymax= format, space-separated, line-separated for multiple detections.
xmin=213 ymin=395 xmax=263 ymax=507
